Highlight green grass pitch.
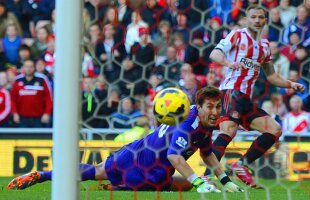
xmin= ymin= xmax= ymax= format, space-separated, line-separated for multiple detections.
xmin=1 ymin=177 xmax=309 ymax=200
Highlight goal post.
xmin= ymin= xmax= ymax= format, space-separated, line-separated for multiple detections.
xmin=52 ymin=0 xmax=82 ymax=199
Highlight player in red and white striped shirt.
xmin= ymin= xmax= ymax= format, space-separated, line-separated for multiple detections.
xmin=208 ymin=5 xmax=305 ymax=187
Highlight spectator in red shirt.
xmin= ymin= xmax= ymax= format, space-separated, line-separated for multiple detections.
xmin=10 ymin=59 xmax=53 ymax=127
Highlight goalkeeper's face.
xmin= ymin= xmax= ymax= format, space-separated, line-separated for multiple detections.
xmin=197 ymin=98 xmax=221 ymax=128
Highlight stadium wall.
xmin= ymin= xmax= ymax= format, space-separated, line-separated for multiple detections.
xmin=1 ymin=140 xmax=309 ymax=180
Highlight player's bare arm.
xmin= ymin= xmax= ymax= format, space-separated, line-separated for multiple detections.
xmin=167 ymin=154 xmax=195 ymax=178
xmin=210 ymin=49 xmax=244 ymax=70
xmin=201 ymin=153 xmax=225 ymax=177
xmin=262 ymin=62 xmax=305 ymax=93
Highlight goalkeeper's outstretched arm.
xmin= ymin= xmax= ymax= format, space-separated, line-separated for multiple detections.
xmin=201 ymin=152 xmax=244 ymax=192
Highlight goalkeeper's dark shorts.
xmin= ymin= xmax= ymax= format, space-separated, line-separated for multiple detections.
xmin=217 ymin=89 xmax=268 ymax=130
xmin=104 ymin=151 xmax=172 ymax=191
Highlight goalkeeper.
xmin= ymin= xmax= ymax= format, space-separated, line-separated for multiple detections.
xmin=8 ymin=86 xmax=243 ymax=193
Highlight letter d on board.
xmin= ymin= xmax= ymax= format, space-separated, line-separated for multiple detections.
xmin=13 ymin=151 xmax=34 ymax=174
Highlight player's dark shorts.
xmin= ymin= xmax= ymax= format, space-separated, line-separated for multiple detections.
xmin=104 ymin=148 xmax=173 ymax=191
xmin=218 ymin=89 xmax=268 ymax=129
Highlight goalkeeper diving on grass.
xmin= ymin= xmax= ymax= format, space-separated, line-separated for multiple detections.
xmin=8 ymin=86 xmax=243 ymax=193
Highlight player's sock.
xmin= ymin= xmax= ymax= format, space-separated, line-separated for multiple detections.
xmin=80 ymin=163 xmax=96 ymax=181
xmin=39 ymin=164 xmax=96 ymax=182
xmin=242 ymin=132 xmax=277 ymax=165
xmin=212 ymin=134 xmax=232 ymax=161
xmin=39 ymin=171 xmax=52 ymax=182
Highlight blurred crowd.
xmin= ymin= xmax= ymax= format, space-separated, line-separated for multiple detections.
xmin=0 ymin=0 xmax=309 ymax=136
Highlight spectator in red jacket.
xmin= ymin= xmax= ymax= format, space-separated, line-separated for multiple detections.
xmin=0 ymin=72 xmax=11 ymax=127
xmin=10 ymin=59 xmax=53 ymax=127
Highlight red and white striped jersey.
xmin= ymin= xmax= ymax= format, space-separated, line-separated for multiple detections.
xmin=215 ymin=28 xmax=272 ymax=97
xmin=282 ymin=111 xmax=310 ymax=135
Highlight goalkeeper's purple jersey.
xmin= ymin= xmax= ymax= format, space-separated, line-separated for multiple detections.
xmin=105 ymin=105 xmax=214 ymax=190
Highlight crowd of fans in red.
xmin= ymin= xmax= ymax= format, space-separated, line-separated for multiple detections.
xmin=0 ymin=0 xmax=309 ymax=135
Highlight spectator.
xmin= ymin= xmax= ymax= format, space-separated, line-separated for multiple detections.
xmin=125 ymin=10 xmax=148 ymax=53
xmin=269 ymin=41 xmax=290 ymax=79
xmin=130 ymin=27 xmax=155 ymax=73
xmin=37 ymin=8 xmax=56 ymax=35
xmin=0 ymin=2 xmax=22 ymax=38
xmin=268 ymin=8 xmax=284 ymax=41
xmin=82 ymin=8 xmax=92 ymax=38
xmin=119 ymin=27 xmax=155 ymax=95
xmin=82 ymin=47 xmax=96 ymax=78
xmin=289 ymin=45 xmax=308 ymax=71
xmin=178 ymin=63 xmax=193 ymax=86
xmin=271 ymin=92 xmax=289 ymax=118
xmin=111 ymin=96 xmax=143 ymax=128
xmin=101 ymin=6 xmax=124 ymax=42
xmin=1 ymin=23 xmax=23 ymax=65
xmin=279 ymin=69 xmax=309 ymax=108
xmin=84 ymin=22 xmax=102 ymax=54
xmin=204 ymin=68 xmax=221 ymax=88
xmin=291 ymin=0 xmax=304 ymax=6
xmin=81 ymin=76 xmax=110 ymax=128
xmin=209 ymin=16 xmax=230 ymax=44
xmin=0 ymin=76 xmax=11 ymax=127
xmin=261 ymin=99 xmax=282 ymax=126
xmin=141 ymin=0 xmax=170 ymax=35
xmin=0 ymin=71 xmax=10 ymax=90
xmin=84 ymin=0 xmax=101 ymax=21
xmin=104 ymin=85 xmax=120 ymax=116
xmin=43 ymin=34 xmax=55 ymax=75
xmin=262 ymin=0 xmax=279 ymax=9
xmin=155 ymin=45 xmax=181 ymax=82
xmin=95 ymin=23 xmax=127 ymax=83
xmin=116 ymin=0 xmax=133 ymax=27
xmin=153 ymin=20 xmax=172 ymax=64
xmin=114 ymin=116 xmax=152 ymax=142
xmin=184 ymin=32 xmax=208 ymax=75
xmin=280 ymin=32 xmax=300 ymax=61
xmin=6 ymin=67 xmax=17 ymax=90
xmin=5 ymin=0 xmax=32 ymax=37
xmin=146 ymin=74 xmax=162 ymax=104
xmin=16 ymin=44 xmax=32 ymax=70
xmin=37 ymin=0 xmax=55 ymax=21
xmin=206 ymin=0 xmax=232 ymax=24
xmin=35 ymin=59 xmax=53 ymax=90
xmin=282 ymin=5 xmax=310 ymax=45
xmin=305 ymin=0 xmax=310 ymax=14
xmin=172 ymin=13 xmax=190 ymax=43
xmin=172 ymin=32 xmax=186 ymax=62
xmin=277 ymin=0 xmax=297 ymax=27
xmin=282 ymin=95 xmax=310 ymax=136
xmin=10 ymin=60 xmax=53 ymax=128
xmin=179 ymin=73 xmax=199 ymax=104
xmin=30 ymin=25 xmax=50 ymax=60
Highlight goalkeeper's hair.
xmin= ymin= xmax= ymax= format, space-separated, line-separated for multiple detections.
xmin=195 ymin=86 xmax=222 ymax=107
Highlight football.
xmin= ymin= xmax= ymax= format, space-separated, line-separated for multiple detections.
xmin=153 ymin=87 xmax=191 ymax=125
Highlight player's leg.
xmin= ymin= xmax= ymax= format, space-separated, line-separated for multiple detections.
xmin=7 ymin=163 xmax=106 ymax=190
xmin=213 ymin=120 xmax=238 ymax=161
xmin=170 ymin=175 xmax=193 ymax=191
xmin=241 ymin=115 xmax=281 ymax=165
xmin=231 ymin=110 xmax=281 ymax=187
xmin=212 ymin=90 xmax=241 ymax=162
xmin=94 ymin=161 xmax=108 ymax=180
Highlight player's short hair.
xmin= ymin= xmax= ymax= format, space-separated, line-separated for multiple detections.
xmin=246 ymin=4 xmax=267 ymax=17
xmin=195 ymin=86 xmax=221 ymax=106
